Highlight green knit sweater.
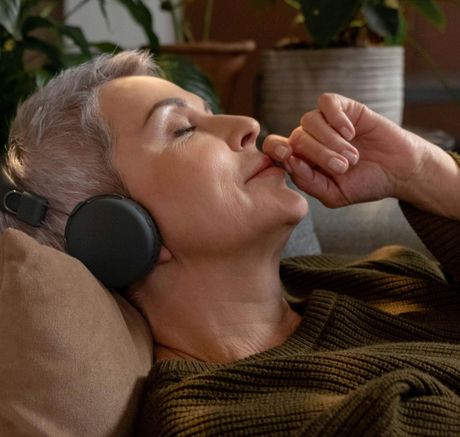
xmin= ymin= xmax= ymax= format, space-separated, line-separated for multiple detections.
xmin=136 ymin=202 xmax=460 ymax=436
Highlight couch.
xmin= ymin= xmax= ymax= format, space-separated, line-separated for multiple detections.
xmin=0 ymin=193 xmax=430 ymax=436
xmin=283 ymin=181 xmax=429 ymax=258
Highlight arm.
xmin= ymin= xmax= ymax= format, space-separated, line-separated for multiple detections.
xmin=398 ymin=148 xmax=460 ymax=220
xmin=400 ymin=164 xmax=460 ymax=284
xmin=262 ymin=94 xmax=460 ymax=220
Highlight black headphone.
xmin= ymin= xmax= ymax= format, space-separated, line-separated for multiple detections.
xmin=0 ymin=165 xmax=162 ymax=289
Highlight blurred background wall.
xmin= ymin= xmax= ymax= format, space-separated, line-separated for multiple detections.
xmin=65 ymin=0 xmax=175 ymax=46
xmin=65 ymin=0 xmax=460 ymax=142
xmin=185 ymin=0 xmax=460 ymax=142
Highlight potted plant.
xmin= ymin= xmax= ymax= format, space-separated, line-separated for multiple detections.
xmin=257 ymin=0 xmax=449 ymax=136
xmin=85 ymin=0 xmax=223 ymax=112
xmin=159 ymin=0 xmax=256 ymax=112
xmin=0 ymin=0 xmax=223 ymax=152
xmin=0 ymin=0 xmax=96 ymax=149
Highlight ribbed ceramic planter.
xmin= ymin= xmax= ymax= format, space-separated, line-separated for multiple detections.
xmin=259 ymin=47 xmax=404 ymax=136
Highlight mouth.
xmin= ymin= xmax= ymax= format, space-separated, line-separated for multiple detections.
xmin=246 ymin=156 xmax=285 ymax=182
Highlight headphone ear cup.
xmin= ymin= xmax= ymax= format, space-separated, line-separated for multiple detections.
xmin=65 ymin=195 xmax=161 ymax=289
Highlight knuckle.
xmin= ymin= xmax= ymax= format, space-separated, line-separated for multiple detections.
xmin=300 ymin=109 xmax=319 ymax=127
xmin=289 ymin=126 xmax=304 ymax=145
xmin=323 ymin=199 xmax=337 ymax=209
xmin=262 ymin=133 xmax=276 ymax=147
xmin=318 ymin=92 xmax=335 ymax=106
xmin=262 ymin=134 xmax=281 ymax=152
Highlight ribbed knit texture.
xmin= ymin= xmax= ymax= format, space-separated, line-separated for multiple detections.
xmin=137 ymin=161 xmax=460 ymax=435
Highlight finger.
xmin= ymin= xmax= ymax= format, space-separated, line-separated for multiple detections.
xmin=289 ymin=127 xmax=350 ymax=176
xmin=288 ymin=156 xmax=346 ymax=207
xmin=316 ymin=93 xmax=356 ymax=141
xmin=300 ymin=109 xmax=359 ymax=165
xmin=261 ymin=134 xmax=295 ymax=172
xmin=262 ymin=134 xmax=292 ymax=161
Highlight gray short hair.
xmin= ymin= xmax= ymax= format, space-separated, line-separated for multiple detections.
xmin=1 ymin=50 xmax=160 ymax=250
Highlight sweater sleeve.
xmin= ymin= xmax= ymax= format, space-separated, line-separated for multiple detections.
xmin=400 ymin=152 xmax=460 ymax=284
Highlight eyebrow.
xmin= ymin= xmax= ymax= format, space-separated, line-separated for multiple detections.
xmin=143 ymin=97 xmax=212 ymax=127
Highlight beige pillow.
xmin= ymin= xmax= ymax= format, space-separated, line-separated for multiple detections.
xmin=0 ymin=228 xmax=153 ymax=436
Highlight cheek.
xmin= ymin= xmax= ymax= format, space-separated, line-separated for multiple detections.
xmin=147 ymin=150 xmax=242 ymax=237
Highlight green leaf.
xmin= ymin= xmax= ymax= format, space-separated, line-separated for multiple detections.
xmin=0 ymin=48 xmax=36 ymax=149
xmin=33 ymin=67 xmax=54 ymax=88
xmin=362 ymin=4 xmax=400 ymax=38
xmin=404 ymin=0 xmax=446 ymax=30
xmin=114 ymin=0 xmax=159 ymax=53
xmin=0 ymin=0 xmax=21 ymax=37
xmin=284 ymin=0 xmax=301 ymax=10
xmin=91 ymin=41 xmax=124 ymax=54
xmin=157 ymin=54 xmax=222 ymax=114
xmin=22 ymin=35 xmax=63 ymax=68
xmin=66 ymin=0 xmax=109 ymax=27
xmin=37 ymin=0 xmax=59 ymax=19
xmin=60 ymin=52 xmax=91 ymax=68
xmin=97 ymin=0 xmax=109 ymax=24
xmin=64 ymin=0 xmax=93 ymax=18
xmin=160 ymin=1 xmax=174 ymax=12
xmin=21 ymin=15 xmax=53 ymax=35
xmin=54 ymin=22 xmax=92 ymax=59
xmin=298 ymin=0 xmax=361 ymax=47
xmin=20 ymin=16 xmax=92 ymax=62
xmin=385 ymin=13 xmax=407 ymax=45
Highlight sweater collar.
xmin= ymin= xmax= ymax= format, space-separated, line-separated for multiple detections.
xmin=151 ymin=290 xmax=338 ymax=375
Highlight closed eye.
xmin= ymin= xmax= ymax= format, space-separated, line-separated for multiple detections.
xmin=174 ymin=126 xmax=196 ymax=137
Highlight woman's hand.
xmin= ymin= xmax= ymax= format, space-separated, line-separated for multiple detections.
xmin=263 ymin=93 xmax=430 ymax=208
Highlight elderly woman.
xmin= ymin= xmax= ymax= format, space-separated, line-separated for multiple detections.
xmin=2 ymin=51 xmax=460 ymax=435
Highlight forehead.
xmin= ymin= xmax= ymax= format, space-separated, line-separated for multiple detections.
xmin=99 ymin=76 xmax=201 ymax=130
xmin=101 ymin=75 xmax=187 ymax=102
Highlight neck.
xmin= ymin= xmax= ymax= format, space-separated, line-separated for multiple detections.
xmin=134 ymin=251 xmax=301 ymax=363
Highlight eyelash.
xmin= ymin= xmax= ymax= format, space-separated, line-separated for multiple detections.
xmin=174 ymin=125 xmax=196 ymax=137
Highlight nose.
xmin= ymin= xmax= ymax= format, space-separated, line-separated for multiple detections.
xmin=207 ymin=115 xmax=260 ymax=151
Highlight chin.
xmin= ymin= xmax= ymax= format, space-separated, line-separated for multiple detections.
xmin=283 ymin=188 xmax=309 ymax=226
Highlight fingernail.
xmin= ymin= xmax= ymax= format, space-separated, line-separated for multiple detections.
xmin=340 ymin=127 xmax=354 ymax=141
xmin=275 ymin=144 xmax=289 ymax=160
xmin=290 ymin=156 xmax=312 ymax=178
xmin=328 ymin=157 xmax=348 ymax=174
xmin=341 ymin=150 xmax=359 ymax=165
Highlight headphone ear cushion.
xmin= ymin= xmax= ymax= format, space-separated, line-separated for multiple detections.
xmin=65 ymin=195 xmax=161 ymax=289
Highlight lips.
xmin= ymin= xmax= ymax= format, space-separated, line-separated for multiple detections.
xmin=246 ymin=156 xmax=278 ymax=182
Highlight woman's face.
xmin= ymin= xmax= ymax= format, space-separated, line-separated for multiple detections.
xmin=100 ymin=76 xmax=308 ymax=259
